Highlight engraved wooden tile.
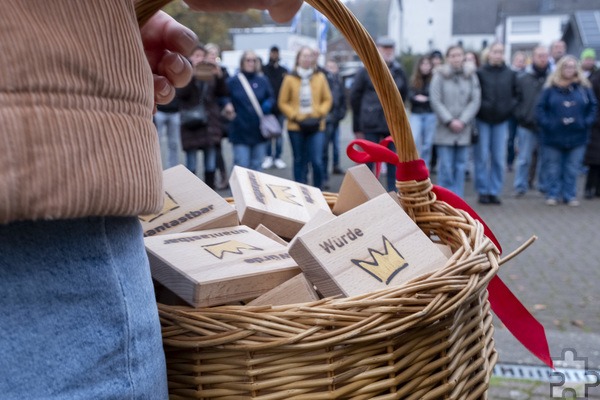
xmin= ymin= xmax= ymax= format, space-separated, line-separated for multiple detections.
xmin=332 ymin=164 xmax=387 ymax=215
xmin=139 ymin=165 xmax=238 ymax=237
xmin=145 ymin=225 xmax=301 ymax=307
xmin=288 ymin=194 xmax=448 ymax=298
xmin=247 ymin=273 xmax=320 ymax=306
xmin=229 ymin=166 xmax=332 ymax=239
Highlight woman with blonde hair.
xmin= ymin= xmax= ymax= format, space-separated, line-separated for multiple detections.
xmin=536 ymin=55 xmax=598 ymax=206
xmin=278 ymin=46 xmax=332 ymax=188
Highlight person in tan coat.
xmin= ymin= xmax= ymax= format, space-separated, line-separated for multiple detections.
xmin=278 ymin=46 xmax=332 ymax=189
xmin=0 ymin=1 xmax=301 ymax=398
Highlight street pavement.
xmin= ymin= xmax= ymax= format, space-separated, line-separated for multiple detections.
xmin=168 ymin=115 xmax=600 ymax=399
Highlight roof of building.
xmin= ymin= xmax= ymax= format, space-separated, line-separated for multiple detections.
xmin=453 ymin=0 xmax=500 ymax=35
xmin=574 ymin=10 xmax=600 ymax=49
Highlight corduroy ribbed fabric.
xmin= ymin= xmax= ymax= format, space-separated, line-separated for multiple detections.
xmin=0 ymin=0 xmax=164 ymax=224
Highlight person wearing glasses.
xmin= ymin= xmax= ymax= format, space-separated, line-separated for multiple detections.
xmin=226 ymin=50 xmax=276 ymax=171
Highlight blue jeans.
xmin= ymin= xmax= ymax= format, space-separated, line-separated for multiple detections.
xmin=542 ymin=144 xmax=586 ymax=202
xmin=154 ymin=111 xmax=181 ymax=168
xmin=513 ymin=126 xmax=541 ymax=193
xmin=289 ymin=130 xmax=326 ymax=188
xmin=0 ymin=217 xmax=168 ymax=399
xmin=233 ymin=142 xmax=268 ymax=172
xmin=409 ymin=112 xmax=437 ymax=170
xmin=364 ymin=131 xmax=397 ymax=192
xmin=474 ymin=120 xmax=508 ymax=196
xmin=266 ymin=115 xmax=285 ymax=159
xmin=186 ymin=146 xmax=217 ymax=174
xmin=436 ymin=145 xmax=469 ymax=198
xmin=323 ymin=121 xmax=341 ymax=181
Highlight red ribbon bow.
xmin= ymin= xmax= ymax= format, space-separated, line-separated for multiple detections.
xmin=347 ymin=138 xmax=554 ymax=369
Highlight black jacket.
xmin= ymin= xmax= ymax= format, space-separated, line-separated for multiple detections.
xmin=585 ymin=71 xmax=600 ymax=165
xmin=263 ymin=61 xmax=288 ymax=115
xmin=325 ymin=71 xmax=347 ymax=124
xmin=513 ymin=65 xmax=550 ymax=131
xmin=408 ymin=77 xmax=433 ymax=114
xmin=476 ymin=63 xmax=518 ymax=123
xmin=350 ymin=61 xmax=408 ymax=133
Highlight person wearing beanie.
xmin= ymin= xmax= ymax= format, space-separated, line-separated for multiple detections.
xmin=581 ymin=48 xmax=598 ymax=79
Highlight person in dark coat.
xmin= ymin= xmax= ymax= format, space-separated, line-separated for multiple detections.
xmin=408 ymin=55 xmax=436 ymax=170
xmin=583 ymin=67 xmax=600 ymax=198
xmin=262 ymin=46 xmax=289 ymax=170
xmin=512 ymin=44 xmax=551 ymax=197
xmin=322 ymin=59 xmax=347 ymax=188
xmin=227 ymin=50 xmax=275 ymax=171
xmin=178 ymin=45 xmax=229 ymax=189
xmin=536 ymin=55 xmax=598 ymax=206
xmin=473 ymin=42 xmax=518 ymax=205
xmin=350 ymin=36 xmax=408 ymax=191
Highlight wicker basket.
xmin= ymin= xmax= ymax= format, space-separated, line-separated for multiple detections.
xmin=137 ymin=0 xmax=500 ymax=398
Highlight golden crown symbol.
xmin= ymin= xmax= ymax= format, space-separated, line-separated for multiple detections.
xmin=351 ymin=236 xmax=409 ymax=284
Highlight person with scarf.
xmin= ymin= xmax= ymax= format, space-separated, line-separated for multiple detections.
xmin=278 ymin=46 xmax=332 ymax=189
xmin=536 ymin=55 xmax=598 ymax=206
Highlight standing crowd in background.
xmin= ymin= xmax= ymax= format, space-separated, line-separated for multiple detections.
xmin=407 ymin=39 xmax=599 ymax=206
xmin=154 ymin=33 xmax=600 ymax=206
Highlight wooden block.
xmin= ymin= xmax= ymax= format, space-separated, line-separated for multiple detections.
xmin=247 ymin=273 xmax=320 ymax=306
xmin=229 ymin=166 xmax=332 ymax=239
xmin=145 ymin=226 xmax=301 ymax=307
xmin=139 ymin=165 xmax=238 ymax=237
xmin=332 ymin=164 xmax=387 ymax=215
xmin=435 ymin=243 xmax=453 ymax=258
xmin=289 ymin=194 xmax=448 ymax=298
xmin=255 ymin=224 xmax=288 ymax=246
xmin=288 ymin=209 xmax=337 ymax=250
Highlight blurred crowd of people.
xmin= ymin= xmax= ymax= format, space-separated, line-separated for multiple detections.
xmin=155 ymin=42 xmax=346 ymax=191
xmin=407 ymin=39 xmax=599 ymax=206
xmin=155 ymin=35 xmax=600 ymax=206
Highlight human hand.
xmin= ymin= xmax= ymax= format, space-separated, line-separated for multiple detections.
xmin=354 ymin=131 xmax=365 ymax=139
xmin=140 ymin=11 xmax=197 ymax=107
xmin=184 ymin=0 xmax=303 ymax=22
xmin=414 ymin=94 xmax=428 ymax=102
xmin=449 ymin=119 xmax=465 ymax=133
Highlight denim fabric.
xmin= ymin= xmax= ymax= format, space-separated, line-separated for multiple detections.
xmin=513 ymin=126 xmax=541 ymax=193
xmin=542 ymin=144 xmax=586 ymax=202
xmin=364 ymin=132 xmax=397 ymax=192
xmin=186 ymin=146 xmax=217 ymax=175
xmin=154 ymin=111 xmax=181 ymax=169
xmin=323 ymin=121 xmax=342 ymax=181
xmin=0 ymin=217 xmax=167 ymax=400
xmin=233 ymin=142 xmax=268 ymax=171
xmin=409 ymin=112 xmax=437 ymax=170
xmin=436 ymin=145 xmax=469 ymax=198
xmin=289 ymin=130 xmax=326 ymax=188
xmin=266 ymin=115 xmax=286 ymax=159
xmin=474 ymin=120 xmax=508 ymax=196
xmin=507 ymin=116 xmax=518 ymax=167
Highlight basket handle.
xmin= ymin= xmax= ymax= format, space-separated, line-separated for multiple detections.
xmin=135 ymin=0 xmax=418 ymax=163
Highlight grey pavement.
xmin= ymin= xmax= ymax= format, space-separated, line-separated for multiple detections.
xmin=167 ymin=114 xmax=600 ymax=399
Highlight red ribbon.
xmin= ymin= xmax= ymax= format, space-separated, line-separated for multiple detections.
xmin=347 ymin=138 xmax=554 ymax=369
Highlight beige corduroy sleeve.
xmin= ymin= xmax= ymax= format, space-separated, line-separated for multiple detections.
xmin=0 ymin=0 xmax=164 ymax=224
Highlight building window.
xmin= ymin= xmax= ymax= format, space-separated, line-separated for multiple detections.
xmin=511 ymin=18 xmax=540 ymax=34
